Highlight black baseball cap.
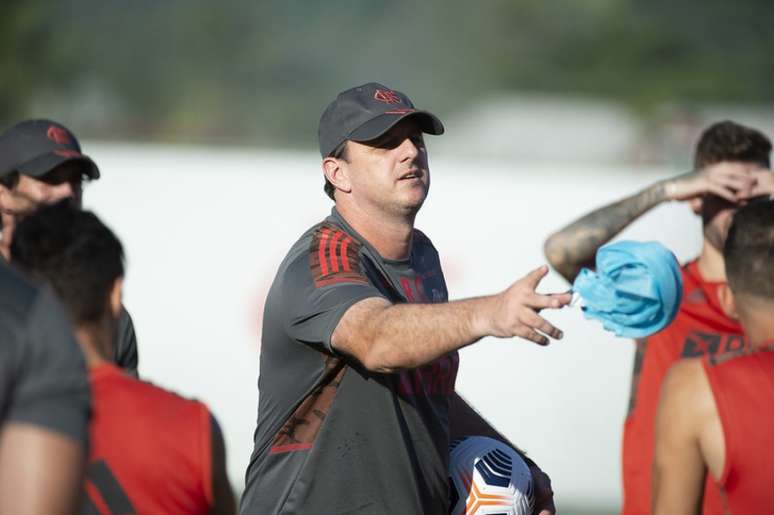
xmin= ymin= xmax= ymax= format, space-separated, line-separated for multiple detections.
xmin=0 ymin=119 xmax=100 ymax=181
xmin=318 ymin=82 xmax=445 ymax=158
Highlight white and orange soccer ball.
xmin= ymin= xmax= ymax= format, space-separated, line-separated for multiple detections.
xmin=448 ymin=436 xmax=534 ymax=515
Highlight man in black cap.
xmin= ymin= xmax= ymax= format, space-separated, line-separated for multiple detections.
xmin=0 ymin=119 xmax=139 ymax=375
xmin=241 ymin=83 xmax=567 ymax=514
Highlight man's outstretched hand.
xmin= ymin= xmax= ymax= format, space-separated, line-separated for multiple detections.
xmin=480 ymin=265 xmax=572 ymax=346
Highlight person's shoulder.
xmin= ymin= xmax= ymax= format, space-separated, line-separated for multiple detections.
xmin=661 ymin=358 xmax=713 ymax=417
xmin=412 ymin=227 xmax=434 ymax=246
xmin=412 ymin=227 xmax=438 ymax=254
xmin=0 ymin=261 xmax=40 ymax=322
xmin=103 ymin=368 xmax=207 ymax=416
xmin=666 ymin=357 xmax=704 ymax=386
xmin=278 ymin=219 xmax=369 ymax=288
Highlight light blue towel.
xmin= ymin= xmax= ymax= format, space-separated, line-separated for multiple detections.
xmin=572 ymin=241 xmax=683 ymax=338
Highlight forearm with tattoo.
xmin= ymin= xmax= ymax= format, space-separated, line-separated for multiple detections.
xmin=543 ymin=181 xmax=668 ymax=283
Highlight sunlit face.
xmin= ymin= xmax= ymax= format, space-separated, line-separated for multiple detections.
xmin=0 ymin=162 xmax=85 ymax=218
xmin=343 ymin=118 xmax=430 ymax=218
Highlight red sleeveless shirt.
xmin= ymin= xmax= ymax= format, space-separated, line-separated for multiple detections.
xmin=83 ymin=364 xmax=213 ymax=514
xmin=621 ymin=261 xmax=747 ymax=515
xmin=703 ymin=346 xmax=774 ymax=514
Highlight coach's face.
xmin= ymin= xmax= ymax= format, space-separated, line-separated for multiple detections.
xmin=345 ymin=118 xmax=430 ymax=217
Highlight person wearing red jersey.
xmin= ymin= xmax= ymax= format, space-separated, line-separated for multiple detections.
xmin=11 ymin=202 xmax=236 ymax=515
xmin=543 ymin=120 xmax=774 ymax=514
xmin=653 ymin=199 xmax=774 ymax=514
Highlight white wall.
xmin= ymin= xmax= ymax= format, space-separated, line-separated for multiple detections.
xmin=83 ymin=142 xmax=703 ymax=509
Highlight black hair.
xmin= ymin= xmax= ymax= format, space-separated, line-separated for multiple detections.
xmin=10 ymin=201 xmax=124 ymax=324
xmin=724 ymin=199 xmax=774 ymax=298
xmin=694 ymin=120 xmax=771 ymax=170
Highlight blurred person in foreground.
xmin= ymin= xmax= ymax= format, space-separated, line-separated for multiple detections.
xmin=653 ymin=199 xmax=774 ymax=514
xmin=0 ymin=180 xmax=89 ymax=513
xmin=11 ymin=202 xmax=236 ymax=515
xmin=0 ymin=119 xmax=139 ymax=375
xmin=241 ymin=82 xmax=570 ymax=515
xmin=543 ymin=120 xmax=774 ymax=514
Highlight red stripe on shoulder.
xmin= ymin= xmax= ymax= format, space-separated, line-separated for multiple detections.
xmin=340 ymin=236 xmax=353 ymax=272
xmin=317 ymin=228 xmax=331 ymax=277
xmin=309 ymin=224 xmax=367 ymax=288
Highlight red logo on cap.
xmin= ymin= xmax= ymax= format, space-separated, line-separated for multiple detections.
xmin=374 ymin=89 xmax=401 ymax=105
xmin=47 ymin=125 xmax=71 ymax=146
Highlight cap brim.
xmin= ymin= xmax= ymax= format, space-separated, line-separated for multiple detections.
xmin=348 ymin=110 xmax=445 ymax=144
xmin=16 ymin=151 xmax=100 ymax=180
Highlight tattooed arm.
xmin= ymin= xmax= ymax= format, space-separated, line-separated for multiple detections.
xmin=543 ymin=182 xmax=668 ymax=283
xmin=543 ymin=162 xmax=759 ymax=283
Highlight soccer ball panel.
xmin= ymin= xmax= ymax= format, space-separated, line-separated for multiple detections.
xmin=448 ymin=436 xmax=534 ymax=515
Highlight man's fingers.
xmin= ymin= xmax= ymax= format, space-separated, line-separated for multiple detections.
xmin=705 ymin=183 xmax=738 ymax=203
xmin=516 ymin=327 xmax=549 ymax=346
xmin=526 ymin=292 xmax=572 ymax=310
xmin=714 ymin=174 xmax=756 ymax=192
xmin=523 ymin=265 xmax=549 ymax=289
xmin=523 ymin=310 xmax=563 ymax=340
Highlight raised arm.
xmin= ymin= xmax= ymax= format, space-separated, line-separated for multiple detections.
xmin=543 ymin=163 xmax=757 ymax=283
xmin=331 ymin=266 xmax=572 ymax=373
xmin=543 ymin=182 xmax=668 ymax=283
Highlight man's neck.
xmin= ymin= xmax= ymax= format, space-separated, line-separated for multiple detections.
xmin=738 ymin=300 xmax=774 ymax=350
xmin=74 ymin=326 xmax=113 ymax=368
xmin=335 ymin=202 xmax=414 ymax=261
xmin=697 ymin=239 xmax=726 ymax=282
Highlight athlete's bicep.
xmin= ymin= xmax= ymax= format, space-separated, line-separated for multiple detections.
xmin=330 ymin=296 xmax=392 ymax=362
xmin=652 ymin=360 xmax=707 ymax=515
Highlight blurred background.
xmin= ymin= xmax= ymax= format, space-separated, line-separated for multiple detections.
xmin=5 ymin=0 xmax=774 ymax=161
xmin=5 ymin=1 xmax=773 ymax=513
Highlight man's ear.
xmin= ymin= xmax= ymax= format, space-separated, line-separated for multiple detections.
xmin=109 ymin=277 xmax=123 ymax=319
xmin=688 ymin=197 xmax=703 ymax=215
xmin=717 ymin=283 xmax=739 ymax=320
xmin=322 ymin=157 xmax=352 ymax=195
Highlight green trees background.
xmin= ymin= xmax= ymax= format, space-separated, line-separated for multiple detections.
xmin=3 ymin=0 xmax=772 ymax=146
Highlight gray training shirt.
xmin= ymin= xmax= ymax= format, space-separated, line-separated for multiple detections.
xmin=0 ymin=261 xmax=90 ymax=443
xmin=241 ymin=209 xmax=459 ymax=515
